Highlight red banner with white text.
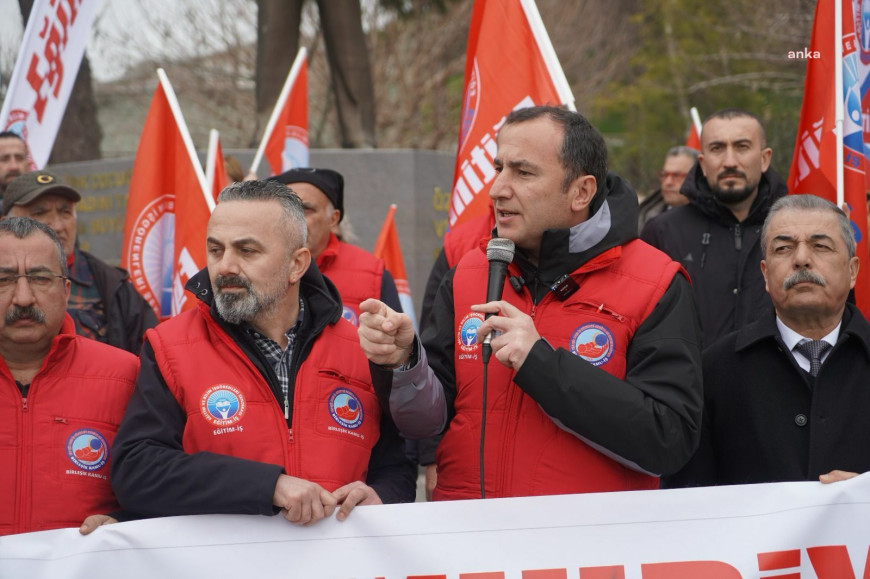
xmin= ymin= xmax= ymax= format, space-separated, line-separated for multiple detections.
xmin=449 ymin=0 xmax=574 ymax=229
xmin=121 ymin=71 xmax=211 ymax=320
xmin=789 ymin=0 xmax=870 ymax=314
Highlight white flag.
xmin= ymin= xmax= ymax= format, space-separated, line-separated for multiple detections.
xmin=0 ymin=0 xmax=99 ymax=169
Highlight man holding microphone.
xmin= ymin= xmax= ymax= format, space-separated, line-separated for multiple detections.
xmin=358 ymin=105 xmax=704 ymax=500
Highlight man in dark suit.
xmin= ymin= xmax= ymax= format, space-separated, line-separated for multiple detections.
xmin=665 ymin=194 xmax=870 ymax=487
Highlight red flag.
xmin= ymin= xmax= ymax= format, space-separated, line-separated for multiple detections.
xmin=686 ymin=107 xmax=702 ymax=150
xmin=122 ymin=69 xmax=213 ymax=320
xmin=250 ymin=47 xmax=308 ymax=177
xmin=374 ymin=204 xmax=417 ymax=329
xmin=449 ymin=0 xmax=575 ymax=229
xmin=789 ymin=0 xmax=870 ymax=313
xmin=206 ymin=129 xmax=231 ymax=202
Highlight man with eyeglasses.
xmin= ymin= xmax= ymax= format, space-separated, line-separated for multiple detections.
xmin=0 ymin=217 xmax=139 ymax=536
xmin=642 ymin=109 xmax=788 ymax=346
xmin=2 ymin=170 xmax=157 ymax=354
xmin=637 ymin=146 xmax=698 ymax=234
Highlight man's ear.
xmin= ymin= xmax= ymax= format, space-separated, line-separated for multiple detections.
xmin=569 ymin=174 xmax=598 ymax=214
xmin=289 ymin=247 xmax=311 ymax=284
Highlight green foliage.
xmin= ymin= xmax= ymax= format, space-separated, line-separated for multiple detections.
xmin=593 ymin=0 xmax=812 ymax=194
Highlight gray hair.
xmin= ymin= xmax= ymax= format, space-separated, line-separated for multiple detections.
xmin=761 ymin=194 xmax=856 ymax=258
xmin=0 ymin=216 xmax=68 ymax=275
xmin=666 ymin=145 xmax=699 ymax=162
xmin=217 ymin=180 xmax=308 ymax=249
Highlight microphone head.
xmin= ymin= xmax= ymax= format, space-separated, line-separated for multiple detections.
xmin=486 ymin=237 xmax=515 ymax=264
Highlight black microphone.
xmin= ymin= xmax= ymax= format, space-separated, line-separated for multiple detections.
xmin=482 ymin=237 xmax=515 ymax=365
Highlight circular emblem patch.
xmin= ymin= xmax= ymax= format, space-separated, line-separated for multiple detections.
xmin=328 ymin=388 xmax=364 ymax=430
xmin=570 ymin=323 xmax=616 ymax=366
xmin=200 ymin=384 xmax=247 ymax=426
xmin=457 ymin=312 xmax=484 ymax=353
xmin=341 ymin=305 xmax=359 ymax=326
xmin=66 ymin=429 xmax=109 ymax=471
xmin=124 ymin=194 xmax=176 ymax=318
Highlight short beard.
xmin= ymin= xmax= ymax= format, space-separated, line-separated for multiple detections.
xmin=783 ymin=268 xmax=827 ymax=290
xmin=213 ymin=274 xmax=282 ymax=325
xmin=5 ymin=305 xmax=46 ymax=325
xmin=710 ymin=170 xmax=757 ymax=205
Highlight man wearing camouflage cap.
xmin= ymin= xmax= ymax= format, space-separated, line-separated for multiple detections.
xmin=3 ymin=170 xmax=157 ymax=354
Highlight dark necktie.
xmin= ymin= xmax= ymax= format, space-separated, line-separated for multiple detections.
xmin=794 ymin=339 xmax=832 ymax=377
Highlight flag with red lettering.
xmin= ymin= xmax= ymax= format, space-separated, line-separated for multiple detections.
xmin=374 ymin=204 xmax=417 ymax=329
xmin=789 ymin=0 xmax=870 ymax=313
xmin=686 ymin=107 xmax=702 ymax=150
xmin=0 ymin=0 xmax=98 ymax=169
xmin=249 ymin=47 xmax=308 ymax=177
xmin=206 ymin=129 xmax=231 ymax=202
xmin=121 ymin=69 xmax=213 ymax=320
xmin=449 ymin=0 xmax=575 ymax=229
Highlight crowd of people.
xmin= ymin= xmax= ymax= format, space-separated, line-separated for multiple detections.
xmin=1 ymin=105 xmax=867 ymax=538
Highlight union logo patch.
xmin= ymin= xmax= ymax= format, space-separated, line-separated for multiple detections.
xmin=341 ymin=305 xmax=359 ymax=326
xmin=570 ymin=323 xmax=615 ymax=366
xmin=200 ymin=384 xmax=247 ymax=426
xmin=66 ymin=429 xmax=109 ymax=472
xmin=328 ymin=388 xmax=364 ymax=430
xmin=457 ymin=312 xmax=485 ymax=353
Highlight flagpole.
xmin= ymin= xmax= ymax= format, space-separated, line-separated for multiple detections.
xmin=156 ymin=69 xmax=215 ymax=213
xmin=835 ymin=0 xmax=845 ymax=207
xmin=519 ymin=0 xmax=576 ymax=111
xmin=249 ymin=47 xmax=307 ymax=176
xmin=206 ymin=129 xmax=220 ymax=194
xmin=690 ymin=107 xmax=702 ymax=140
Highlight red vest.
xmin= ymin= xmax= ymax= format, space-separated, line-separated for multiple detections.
xmin=147 ymin=301 xmax=381 ymax=491
xmin=316 ymin=233 xmax=383 ymax=326
xmin=444 ymin=212 xmax=494 ymax=268
xmin=436 ymin=239 xmax=683 ymax=500
xmin=0 ymin=315 xmax=138 ymax=536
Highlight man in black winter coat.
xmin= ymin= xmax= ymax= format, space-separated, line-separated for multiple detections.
xmin=664 ymin=194 xmax=870 ymax=487
xmin=642 ymin=109 xmax=787 ymax=347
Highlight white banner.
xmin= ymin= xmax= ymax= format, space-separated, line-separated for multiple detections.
xmin=1 ymin=475 xmax=869 ymax=578
xmin=0 ymin=0 xmax=99 ymax=169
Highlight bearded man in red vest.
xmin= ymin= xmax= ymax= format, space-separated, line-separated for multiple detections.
xmin=359 ymin=105 xmax=704 ymax=500
xmin=111 ymin=180 xmax=415 ymax=525
xmin=268 ymin=167 xmax=402 ymax=327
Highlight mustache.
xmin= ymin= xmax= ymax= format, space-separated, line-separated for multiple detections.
xmin=783 ymin=268 xmax=827 ymax=290
xmin=214 ymin=275 xmax=252 ymax=291
xmin=717 ymin=169 xmax=746 ymax=180
xmin=5 ymin=305 xmax=46 ymax=325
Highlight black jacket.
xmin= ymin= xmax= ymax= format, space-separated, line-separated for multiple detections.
xmin=641 ymin=163 xmax=788 ymax=347
xmin=416 ymin=172 xmax=704 ymax=476
xmin=664 ymin=304 xmax=870 ymax=487
xmin=637 ymin=188 xmax=668 ymax=234
xmin=111 ymin=264 xmax=416 ymax=517
xmin=81 ymin=250 xmax=158 ymax=355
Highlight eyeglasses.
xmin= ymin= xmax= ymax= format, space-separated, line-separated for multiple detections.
xmin=0 ymin=273 xmax=68 ymax=293
xmin=656 ymin=171 xmax=688 ymax=182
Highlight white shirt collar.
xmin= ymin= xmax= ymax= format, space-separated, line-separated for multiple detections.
xmin=776 ymin=316 xmax=840 ymax=371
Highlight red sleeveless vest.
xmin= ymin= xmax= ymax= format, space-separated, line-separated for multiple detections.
xmin=436 ymin=239 xmax=683 ymax=500
xmin=317 ymin=233 xmax=384 ymax=326
xmin=0 ymin=315 xmax=137 ymax=535
xmin=147 ymin=301 xmax=380 ymax=492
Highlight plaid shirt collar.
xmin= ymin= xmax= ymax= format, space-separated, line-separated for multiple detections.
xmin=244 ymin=297 xmax=305 ymax=419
